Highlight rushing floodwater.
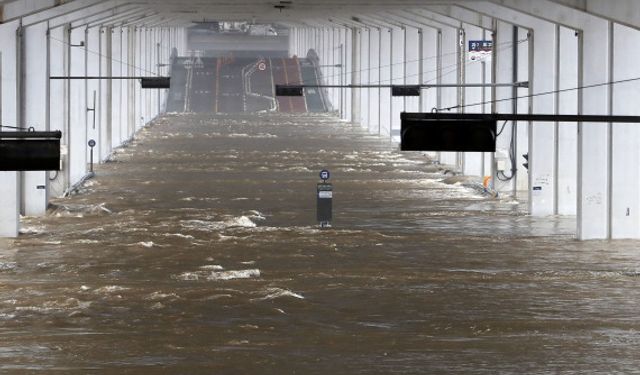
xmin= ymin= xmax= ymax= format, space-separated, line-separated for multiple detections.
xmin=1 ymin=113 xmax=640 ymax=374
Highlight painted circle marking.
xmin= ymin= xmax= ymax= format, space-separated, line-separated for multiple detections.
xmin=258 ymin=62 xmax=267 ymax=71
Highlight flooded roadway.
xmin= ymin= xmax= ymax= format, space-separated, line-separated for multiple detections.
xmin=1 ymin=113 xmax=640 ymax=374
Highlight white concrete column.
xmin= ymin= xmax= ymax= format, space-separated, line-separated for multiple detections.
xmin=143 ymin=28 xmax=151 ymax=122
xmin=358 ymin=28 xmax=370 ymax=128
xmin=462 ymin=24 xmax=488 ymax=177
xmin=99 ymin=26 xmax=112 ymax=161
xmin=152 ymin=28 xmax=159 ymax=117
xmin=120 ymin=27 xmax=129 ymax=141
xmin=337 ymin=27 xmax=344 ymax=116
xmin=351 ymin=27 xmax=361 ymax=124
xmin=493 ymin=21 xmax=518 ymax=193
xmin=344 ymin=28 xmax=353 ymax=121
xmin=439 ymin=26 xmax=460 ymax=166
xmin=557 ymin=26 xmax=579 ymax=215
xmin=577 ymin=20 xmax=611 ymax=239
xmin=368 ymin=27 xmax=381 ymax=135
xmin=515 ymin=28 xmax=530 ymax=193
xmin=390 ymin=26 xmax=405 ymax=141
xmin=528 ymin=22 xmax=558 ymax=216
xmin=135 ymin=27 xmax=143 ymax=130
xmin=420 ymin=27 xmax=439 ymax=114
xmin=127 ymin=26 xmax=136 ymax=135
xmin=86 ymin=26 xmax=101 ymax=163
xmin=330 ymin=28 xmax=338 ymax=113
xmin=160 ymin=28 xmax=169 ymax=113
xmin=404 ymin=26 xmax=421 ymax=114
xmin=0 ymin=20 xmax=21 ymax=237
xmin=379 ymin=28 xmax=391 ymax=136
xmin=419 ymin=26 xmax=440 ymax=161
xmin=474 ymin=5 xmax=558 ymax=209
xmin=48 ymin=25 xmax=67 ymax=196
xmin=69 ymin=26 xmax=87 ymax=185
xmin=21 ymin=22 xmax=49 ymax=216
xmin=610 ymin=24 xmax=640 ymax=238
xmin=149 ymin=28 xmax=155 ymax=117
xmin=111 ymin=26 xmax=121 ymax=146
xmin=482 ymin=28 xmax=494 ymax=178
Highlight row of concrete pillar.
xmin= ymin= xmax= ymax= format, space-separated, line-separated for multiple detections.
xmin=288 ymin=2 xmax=640 ymax=240
xmin=0 ymin=4 xmax=187 ymax=237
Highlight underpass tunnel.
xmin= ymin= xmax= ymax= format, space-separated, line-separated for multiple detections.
xmin=1 ymin=0 xmax=640 ymax=241
xmin=3 ymin=1 xmax=640 ymax=373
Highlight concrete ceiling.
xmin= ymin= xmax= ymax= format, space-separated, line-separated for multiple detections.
xmin=2 ymin=0 xmax=638 ymax=31
xmin=128 ymin=0 xmax=482 ymax=24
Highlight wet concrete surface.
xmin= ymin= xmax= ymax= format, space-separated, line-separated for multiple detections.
xmin=1 ymin=113 xmax=640 ymax=374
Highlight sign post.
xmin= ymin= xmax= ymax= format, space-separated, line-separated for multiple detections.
xmin=88 ymin=139 xmax=96 ymax=173
xmin=317 ymin=170 xmax=332 ymax=228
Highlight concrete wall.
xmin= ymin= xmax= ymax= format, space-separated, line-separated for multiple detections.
xmin=288 ymin=1 xmax=640 ymax=240
xmin=5 ymin=0 xmax=640 ymax=240
xmin=0 ymin=2 xmax=187 ymax=237
xmin=0 ymin=20 xmax=22 ymax=237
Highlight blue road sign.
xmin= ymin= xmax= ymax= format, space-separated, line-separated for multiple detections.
xmin=319 ymin=169 xmax=330 ymax=181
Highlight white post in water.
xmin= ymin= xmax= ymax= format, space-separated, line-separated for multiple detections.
xmin=317 ymin=170 xmax=333 ymax=228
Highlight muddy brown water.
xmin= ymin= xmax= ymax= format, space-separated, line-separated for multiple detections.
xmin=1 ymin=113 xmax=640 ymax=374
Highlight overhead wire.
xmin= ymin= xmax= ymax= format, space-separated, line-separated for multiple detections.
xmin=302 ymin=37 xmax=526 ymax=92
xmin=49 ymin=32 xmax=179 ymax=77
xmin=289 ymin=37 xmax=529 ymax=85
xmin=436 ymin=76 xmax=640 ymax=113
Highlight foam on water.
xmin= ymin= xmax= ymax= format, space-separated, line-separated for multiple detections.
xmin=199 ymin=265 xmax=225 ymax=271
xmin=162 ymin=233 xmax=195 ymax=240
xmin=93 ymin=286 xmax=130 ymax=294
xmin=75 ymin=239 xmax=101 ymax=244
xmin=174 ymin=272 xmax=200 ymax=281
xmin=224 ymin=216 xmax=257 ymax=228
xmin=245 ymin=210 xmax=267 ymax=221
xmin=253 ymin=288 xmax=305 ymax=301
xmin=0 ymin=313 xmax=16 ymax=320
xmin=145 ymin=292 xmax=180 ymax=301
xmin=131 ymin=241 xmax=156 ymax=248
xmin=174 ymin=269 xmax=261 ymax=281
xmin=0 ymin=262 xmax=17 ymax=271
xmin=50 ymin=203 xmax=112 ymax=217
xmin=14 ymin=298 xmax=92 ymax=314
xmin=180 ymin=216 xmax=257 ymax=232
xmin=218 ymin=234 xmax=242 ymax=241
xmin=42 ymin=241 xmax=62 ymax=245
xmin=19 ymin=226 xmax=46 ymax=235
xmin=228 ymin=133 xmax=278 ymax=139
xmin=207 ymin=269 xmax=261 ymax=281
